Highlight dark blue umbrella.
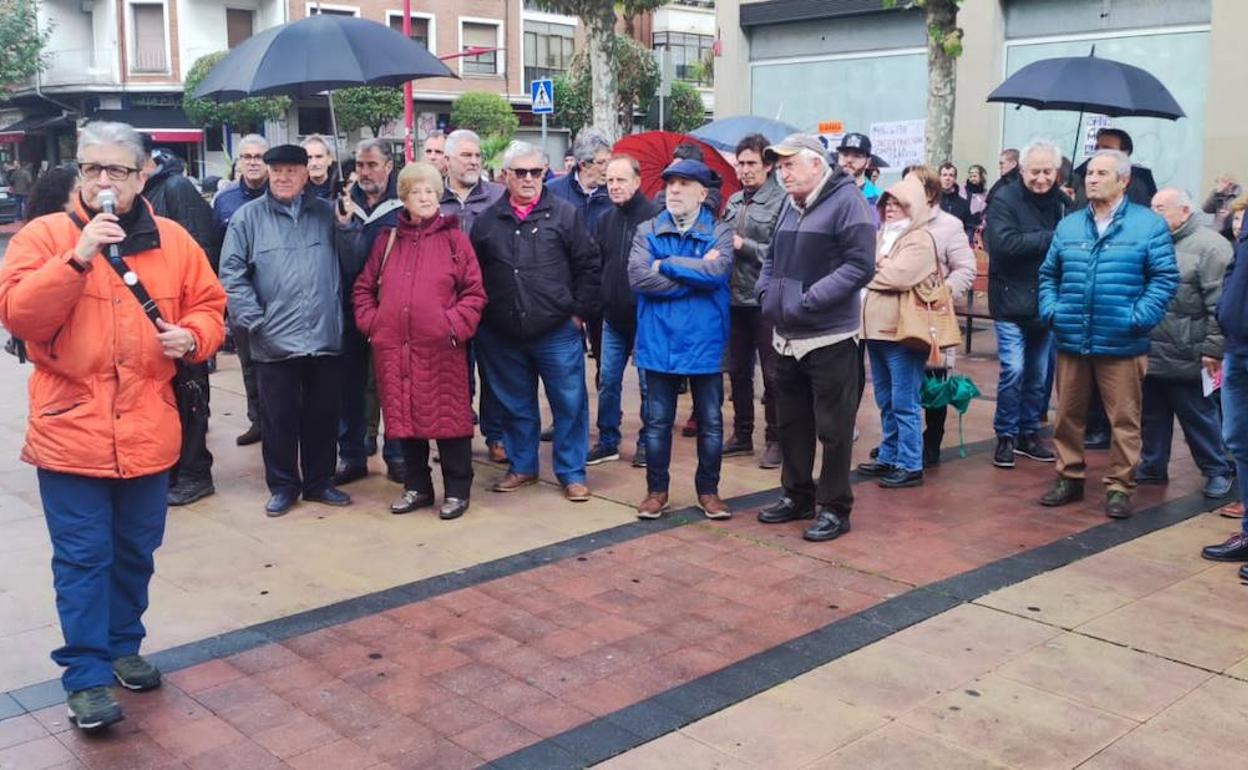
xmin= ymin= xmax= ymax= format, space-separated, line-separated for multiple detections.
xmin=987 ymin=53 xmax=1184 ymax=120
xmin=690 ymin=116 xmax=802 ymax=153
xmin=192 ymin=14 xmax=454 ymax=101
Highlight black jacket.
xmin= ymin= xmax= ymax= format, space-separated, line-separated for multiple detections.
xmin=1218 ymin=233 xmax=1248 ymax=357
xmin=986 ymin=167 xmax=1020 ymax=209
xmin=940 ymin=189 xmax=974 ymax=237
xmin=1071 ymin=160 xmax=1158 ymax=207
xmin=596 ymin=190 xmax=662 ymax=336
xmin=984 ymin=177 xmax=1068 ymax=324
xmin=143 ymin=156 xmax=217 ymax=269
xmin=470 ymin=191 xmax=601 ymax=341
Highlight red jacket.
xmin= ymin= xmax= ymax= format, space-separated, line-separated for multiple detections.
xmin=353 ymin=210 xmax=486 ymax=439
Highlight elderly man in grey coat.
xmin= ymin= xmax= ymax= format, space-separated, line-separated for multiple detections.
xmin=1139 ymin=188 xmax=1235 ymax=498
xmin=220 ymin=144 xmax=363 ymax=517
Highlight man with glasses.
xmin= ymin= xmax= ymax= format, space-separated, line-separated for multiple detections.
xmin=213 ymin=134 xmax=269 ymax=447
xmin=547 ymin=129 xmax=613 ymax=233
xmin=0 ymin=121 xmax=226 ymax=731
xmin=470 ymin=141 xmax=601 ymax=502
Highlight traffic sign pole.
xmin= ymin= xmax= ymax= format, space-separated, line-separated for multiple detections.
xmin=530 ymin=79 xmax=555 ymax=158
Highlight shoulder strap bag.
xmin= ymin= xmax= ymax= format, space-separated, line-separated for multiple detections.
xmin=895 ymin=231 xmax=964 ymax=366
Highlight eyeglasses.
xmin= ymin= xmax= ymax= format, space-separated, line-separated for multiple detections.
xmin=510 ymin=167 xmax=544 ymax=178
xmin=78 ymin=163 xmax=139 ymax=181
xmin=238 ymin=153 xmax=265 ymax=162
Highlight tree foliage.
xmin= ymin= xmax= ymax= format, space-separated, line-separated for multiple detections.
xmin=450 ymin=91 xmax=519 ymax=139
xmin=182 ymin=52 xmax=291 ymax=129
xmin=552 ymin=35 xmax=659 ymax=137
xmin=332 ymin=86 xmax=404 ymax=137
xmin=883 ymin=0 xmax=964 ymax=166
xmin=652 ymin=81 xmax=707 ymax=133
xmin=0 ymin=0 xmax=52 ymax=91
xmin=534 ymin=1 xmax=620 ymax=139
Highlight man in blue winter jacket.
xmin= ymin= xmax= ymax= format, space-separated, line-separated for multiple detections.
xmin=1037 ymin=149 xmax=1179 ymax=519
xmin=629 ymin=160 xmax=734 ymax=520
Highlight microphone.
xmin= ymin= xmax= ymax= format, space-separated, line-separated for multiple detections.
xmin=96 ymin=189 xmax=137 ymax=287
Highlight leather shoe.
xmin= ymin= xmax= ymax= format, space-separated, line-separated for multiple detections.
xmin=722 ymin=435 xmax=754 ymax=457
xmin=564 ymin=483 xmax=591 ymax=502
xmin=236 ymin=424 xmax=262 ymax=446
xmin=1203 ymin=475 xmax=1234 ymax=499
xmin=681 ymin=415 xmax=698 ymax=437
xmin=304 ymin=487 xmax=352 ymax=506
xmin=333 ymin=463 xmax=368 ymax=486
xmin=757 ymin=497 xmax=815 ymax=524
xmin=636 ymin=491 xmax=670 ymax=520
xmin=1040 ymin=478 xmax=1084 ymax=507
xmin=856 ymin=461 xmax=895 ymax=477
xmin=1202 ymin=532 xmax=1248 ymax=561
xmin=265 ymin=490 xmax=298 ymax=517
xmin=391 ymin=489 xmax=433 ymax=514
xmin=492 ymin=473 xmax=539 ymax=493
xmin=487 ymin=441 xmax=508 ymax=464
xmin=1084 ymin=431 xmax=1111 ymax=450
xmin=879 ymin=468 xmax=923 ymax=488
xmin=1241 ymin=563 xmax=1248 ymax=581
xmin=697 ymin=493 xmax=732 ymax=520
xmin=439 ymin=497 xmax=470 ymax=520
xmin=168 ymin=479 xmax=214 ymax=506
xmin=803 ymin=510 xmax=851 ymax=542
xmin=1105 ymin=491 xmax=1132 ymax=519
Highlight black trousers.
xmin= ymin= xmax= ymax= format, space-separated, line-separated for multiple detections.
xmin=255 ymin=355 xmax=343 ymax=495
xmin=232 ymin=323 xmax=262 ymax=427
xmin=924 ymin=368 xmax=949 ymax=462
xmin=171 ymin=362 xmax=213 ymax=485
xmin=728 ymin=306 xmax=779 ymax=442
xmin=775 ymin=338 xmax=860 ymax=514
xmin=400 ymin=437 xmax=473 ymax=499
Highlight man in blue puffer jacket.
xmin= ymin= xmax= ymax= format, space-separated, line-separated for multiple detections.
xmin=628 ymin=160 xmax=734 ymax=520
xmin=1037 ymin=149 xmax=1179 ymax=519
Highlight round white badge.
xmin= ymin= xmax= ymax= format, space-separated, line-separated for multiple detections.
xmin=123 ymin=271 xmax=138 ymax=286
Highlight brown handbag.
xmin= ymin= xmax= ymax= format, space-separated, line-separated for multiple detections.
xmin=896 ymin=232 xmax=963 ymax=366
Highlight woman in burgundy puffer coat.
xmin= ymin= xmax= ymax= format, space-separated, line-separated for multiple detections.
xmin=354 ymin=162 xmax=487 ymax=520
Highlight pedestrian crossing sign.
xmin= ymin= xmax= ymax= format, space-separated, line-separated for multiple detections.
xmin=531 ymin=79 xmax=555 ymax=115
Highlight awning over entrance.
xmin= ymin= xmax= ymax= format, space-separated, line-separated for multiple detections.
xmin=0 ymin=113 xmax=74 ymax=143
xmin=86 ymin=108 xmax=204 ymax=143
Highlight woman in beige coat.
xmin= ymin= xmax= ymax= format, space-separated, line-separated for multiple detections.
xmin=858 ymin=176 xmax=941 ymax=489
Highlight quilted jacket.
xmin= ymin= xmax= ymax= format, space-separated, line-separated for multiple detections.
xmin=1039 ymin=200 xmax=1179 ymax=357
xmin=353 ymin=211 xmax=487 ymax=440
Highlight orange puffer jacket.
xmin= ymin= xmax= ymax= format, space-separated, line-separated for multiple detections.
xmin=0 ymin=199 xmax=227 ymax=479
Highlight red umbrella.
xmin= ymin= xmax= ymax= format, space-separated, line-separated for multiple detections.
xmin=613 ymin=131 xmax=740 ymax=209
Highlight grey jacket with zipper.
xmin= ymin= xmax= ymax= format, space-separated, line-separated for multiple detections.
xmin=722 ymin=174 xmax=785 ymax=307
xmin=1147 ymin=214 xmax=1232 ymax=380
xmin=219 ymin=190 xmax=363 ymax=363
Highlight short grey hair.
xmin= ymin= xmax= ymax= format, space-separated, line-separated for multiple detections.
xmin=1021 ymin=139 xmax=1061 ymax=169
xmin=571 ymin=129 xmax=611 ymax=165
xmin=1156 ymin=187 xmax=1192 ymax=209
xmin=238 ymin=133 xmax=269 ymax=152
xmin=1090 ymin=148 xmax=1131 ymax=180
xmin=77 ymin=121 xmax=146 ymax=168
xmin=445 ymin=129 xmax=481 ymax=156
xmin=502 ymin=140 xmax=548 ymax=170
xmin=301 ymin=133 xmax=334 ymax=157
xmin=355 ymin=138 xmax=393 ymax=160
xmin=796 ymin=148 xmax=827 ymax=167
xmin=426 ymin=129 xmax=446 ymax=142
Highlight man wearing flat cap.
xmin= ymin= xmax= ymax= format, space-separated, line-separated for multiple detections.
xmin=629 ymin=159 xmax=734 ymax=519
xmin=755 ymin=133 xmax=876 ymax=542
xmin=220 ymin=144 xmax=364 ymax=517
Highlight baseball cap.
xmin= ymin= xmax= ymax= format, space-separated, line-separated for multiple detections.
xmin=763 ymin=133 xmax=828 ymax=164
xmin=836 ymin=132 xmax=872 ymax=156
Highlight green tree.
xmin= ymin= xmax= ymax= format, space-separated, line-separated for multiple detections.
xmin=182 ymin=52 xmax=290 ymax=129
xmin=0 ymin=0 xmax=52 ymax=90
xmin=552 ymin=35 xmax=658 ymax=137
xmin=451 ymin=91 xmax=520 ymax=139
xmin=884 ymin=0 xmax=964 ymax=166
xmin=534 ymin=1 xmax=619 ymax=140
xmin=332 ymin=86 xmax=404 ymax=137
xmin=654 ymin=81 xmax=706 ymax=133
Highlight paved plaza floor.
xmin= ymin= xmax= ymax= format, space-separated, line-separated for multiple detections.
xmin=0 ymin=304 xmax=1244 ymax=769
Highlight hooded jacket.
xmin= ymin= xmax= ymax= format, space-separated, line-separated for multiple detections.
xmin=1148 ymin=215 xmax=1231 ymax=380
xmin=143 ymin=154 xmax=218 ymax=269
xmin=219 ymin=190 xmax=364 ymax=362
xmin=628 ymin=207 xmax=733 ymax=375
xmin=985 ymin=177 xmax=1069 ymax=325
xmin=862 ymin=177 xmax=940 ymax=341
xmin=722 ymin=174 xmax=785 ymax=307
xmin=756 ymin=165 xmax=876 ymax=340
xmin=596 ymin=188 xmax=662 ymax=335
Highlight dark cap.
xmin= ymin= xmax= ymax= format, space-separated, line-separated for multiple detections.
xmin=836 ymin=132 xmax=872 ymax=156
xmin=263 ymin=144 xmax=308 ymax=166
xmin=661 ymin=158 xmax=714 ymax=187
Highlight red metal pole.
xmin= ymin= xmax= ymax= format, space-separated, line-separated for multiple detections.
xmin=403 ymin=0 xmax=415 ymax=163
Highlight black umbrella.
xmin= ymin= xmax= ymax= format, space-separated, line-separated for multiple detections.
xmin=987 ymin=50 xmax=1183 ymax=161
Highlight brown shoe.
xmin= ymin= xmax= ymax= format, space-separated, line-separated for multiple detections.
xmin=487 ymin=441 xmax=508 ymax=464
xmin=564 ymin=483 xmax=591 ymax=502
xmin=698 ymin=493 xmax=732 ymax=520
xmin=491 ymin=473 xmax=538 ymax=493
xmin=636 ymin=492 xmax=670 ymax=519
xmin=1219 ymin=501 xmax=1245 ymax=519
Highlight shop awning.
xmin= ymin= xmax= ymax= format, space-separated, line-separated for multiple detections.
xmin=0 ymin=113 xmax=73 ymax=142
xmin=86 ymin=108 xmax=204 ymax=143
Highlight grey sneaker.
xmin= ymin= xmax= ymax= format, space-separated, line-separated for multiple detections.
xmin=112 ymin=654 xmax=162 ymax=691
xmin=759 ymin=441 xmax=782 ymax=469
xmin=67 ymin=686 xmax=124 ymax=731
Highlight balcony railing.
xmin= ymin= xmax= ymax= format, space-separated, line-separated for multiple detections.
xmin=132 ymin=46 xmax=168 ymax=73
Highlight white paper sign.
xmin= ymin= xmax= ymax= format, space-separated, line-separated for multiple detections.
xmin=869 ymin=119 xmax=926 ymax=169
xmin=1083 ymin=114 xmax=1112 ymax=157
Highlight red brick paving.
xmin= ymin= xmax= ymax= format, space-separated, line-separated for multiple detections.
xmin=0 ymin=441 xmax=1212 ymax=768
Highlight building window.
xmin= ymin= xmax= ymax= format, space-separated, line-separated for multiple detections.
xmin=653 ymin=31 xmax=714 ymax=87
xmin=226 ymin=8 xmax=255 ymax=49
xmin=298 ymin=106 xmax=332 ymax=136
xmin=461 ymin=21 xmax=500 ymax=76
xmin=524 ymin=21 xmax=574 ymax=86
xmin=307 ymin=4 xmax=358 ymax=17
xmin=387 ymin=14 xmax=431 ymax=51
xmin=131 ymin=2 xmax=168 ymax=73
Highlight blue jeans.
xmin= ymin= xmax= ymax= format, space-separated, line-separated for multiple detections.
xmin=339 ymin=330 xmax=402 ymax=467
xmin=469 ymin=342 xmax=504 ymax=445
xmin=868 ymin=340 xmax=927 ymax=473
xmin=1222 ymin=353 xmax=1248 ymax=535
xmin=37 ymin=470 xmax=169 ymax=693
xmin=597 ymin=320 xmax=647 ymax=452
xmin=644 ymin=371 xmax=723 ymax=495
xmin=476 ymin=320 xmax=589 ymax=485
xmin=1140 ymin=376 xmax=1232 ymax=480
xmin=993 ymin=321 xmax=1053 ymax=438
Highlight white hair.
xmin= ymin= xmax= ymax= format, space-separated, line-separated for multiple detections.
xmin=301 ymin=133 xmax=334 ymax=157
xmin=1090 ymin=149 xmax=1131 ymax=180
xmin=1157 ymin=187 xmax=1192 ymax=209
xmin=238 ymin=133 xmax=269 ymax=152
xmin=445 ymin=129 xmax=482 ymax=156
xmin=77 ymin=121 xmax=146 ymax=168
xmin=502 ymin=140 xmax=548 ymax=170
xmin=1021 ymin=139 xmax=1061 ymax=169
xmin=796 ymin=148 xmax=826 ymax=166
xmin=571 ymin=129 xmax=611 ymax=164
